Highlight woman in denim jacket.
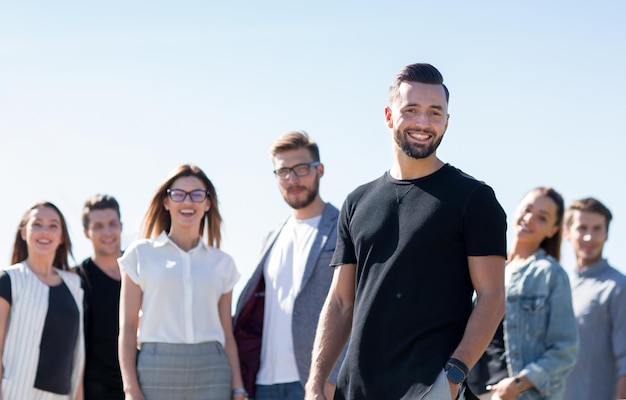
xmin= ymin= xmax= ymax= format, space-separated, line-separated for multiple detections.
xmin=488 ymin=187 xmax=578 ymax=399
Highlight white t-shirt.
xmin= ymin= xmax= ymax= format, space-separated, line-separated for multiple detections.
xmin=118 ymin=231 xmax=240 ymax=346
xmin=256 ymin=215 xmax=322 ymax=385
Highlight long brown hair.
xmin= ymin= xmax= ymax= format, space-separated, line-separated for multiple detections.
xmin=534 ymin=187 xmax=565 ymax=261
xmin=142 ymin=164 xmax=222 ymax=248
xmin=11 ymin=202 xmax=74 ymax=270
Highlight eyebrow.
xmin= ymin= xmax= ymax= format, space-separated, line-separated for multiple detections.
xmin=524 ymin=204 xmax=553 ymax=219
xmin=404 ymin=103 xmax=445 ymax=111
xmin=33 ymin=217 xmax=61 ymax=223
xmin=537 ymin=210 xmax=554 ymax=218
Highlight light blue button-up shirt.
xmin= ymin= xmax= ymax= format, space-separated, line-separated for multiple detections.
xmin=563 ymin=259 xmax=626 ymax=400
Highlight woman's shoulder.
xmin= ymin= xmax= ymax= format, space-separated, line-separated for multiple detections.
xmin=530 ymin=251 xmax=569 ymax=280
xmin=57 ymin=268 xmax=81 ymax=281
xmin=1 ymin=263 xmax=27 ymax=277
xmin=58 ymin=268 xmax=84 ymax=291
xmin=204 ymin=245 xmax=236 ymax=265
xmin=126 ymin=237 xmax=160 ymax=252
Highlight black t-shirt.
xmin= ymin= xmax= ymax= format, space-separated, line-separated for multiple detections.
xmin=76 ymin=257 xmax=123 ymax=390
xmin=0 ymin=271 xmax=79 ymax=395
xmin=0 ymin=272 xmax=11 ymax=305
xmin=332 ymin=165 xmax=507 ymax=399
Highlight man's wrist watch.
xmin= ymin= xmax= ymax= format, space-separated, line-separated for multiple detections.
xmin=445 ymin=363 xmax=466 ymax=384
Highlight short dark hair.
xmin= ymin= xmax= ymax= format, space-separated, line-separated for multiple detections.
xmin=82 ymin=194 xmax=121 ymax=230
xmin=270 ymin=130 xmax=320 ymax=162
xmin=566 ymin=197 xmax=613 ymax=232
xmin=388 ymin=63 xmax=449 ymax=105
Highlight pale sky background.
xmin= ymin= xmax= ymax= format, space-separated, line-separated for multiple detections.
xmin=1 ymin=1 xmax=625 ymax=300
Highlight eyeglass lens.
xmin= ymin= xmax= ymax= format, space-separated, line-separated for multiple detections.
xmin=275 ymin=162 xmax=319 ymax=180
xmin=168 ymin=189 xmax=208 ymax=202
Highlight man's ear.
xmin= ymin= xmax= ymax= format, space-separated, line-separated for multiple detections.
xmin=562 ymin=224 xmax=571 ymax=241
xmin=385 ymin=106 xmax=393 ymax=129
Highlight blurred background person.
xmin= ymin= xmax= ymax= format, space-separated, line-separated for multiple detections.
xmin=118 ymin=165 xmax=245 ymax=400
xmin=76 ymin=195 xmax=124 ymax=400
xmin=563 ymin=198 xmax=626 ymax=400
xmin=0 ymin=201 xmax=84 ymax=399
xmin=471 ymin=188 xmax=578 ymax=400
xmin=234 ymin=131 xmax=345 ymax=400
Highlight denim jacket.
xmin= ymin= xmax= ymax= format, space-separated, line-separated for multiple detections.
xmin=503 ymin=249 xmax=578 ymax=399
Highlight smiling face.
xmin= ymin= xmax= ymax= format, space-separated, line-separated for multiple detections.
xmin=164 ymin=176 xmax=211 ymax=231
xmin=85 ymin=208 xmax=122 ymax=257
xmin=21 ymin=205 xmax=64 ymax=258
xmin=514 ymin=191 xmax=560 ymax=250
xmin=565 ymin=210 xmax=607 ymax=268
xmin=385 ymin=81 xmax=449 ymax=160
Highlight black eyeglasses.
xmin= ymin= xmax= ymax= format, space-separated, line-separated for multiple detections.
xmin=166 ymin=189 xmax=209 ymax=203
xmin=273 ymin=161 xmax=320 ymax=180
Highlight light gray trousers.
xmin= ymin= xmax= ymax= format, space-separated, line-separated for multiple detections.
xmin=137 ymin=341 xmax=232 ymax=400
xmin=422 ymin=369 xmax=466 ymax=400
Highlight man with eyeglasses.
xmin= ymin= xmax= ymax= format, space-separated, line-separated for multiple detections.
xmin=234 ymin=131 xmax=345 ymax=400
xmin=75 ymin=194 xmax=125 ymax=400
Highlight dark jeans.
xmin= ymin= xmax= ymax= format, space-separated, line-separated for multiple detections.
xmin=84 ymin=380 xmax=125 ymax=400
xmin=255 ymin=381 xmax=305 ymax=400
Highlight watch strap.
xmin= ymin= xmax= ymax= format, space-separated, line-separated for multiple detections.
xmin=447 ymin=357 xmax=469 ymax=376
xmin=445 ymin=363 xmax=466 ymax=384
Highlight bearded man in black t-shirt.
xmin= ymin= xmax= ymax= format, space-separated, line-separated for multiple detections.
xmin=305 ymin=63 xmax=507 ymax=400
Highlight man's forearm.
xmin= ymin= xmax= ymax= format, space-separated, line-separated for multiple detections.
xmin=306 ymin=297 xmax=352 ymax=395
xmin=451 ymin=290 xmax=504 ymax=369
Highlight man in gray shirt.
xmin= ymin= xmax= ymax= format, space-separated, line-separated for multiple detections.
xmin=563 ymin=198 xmax=626 ymax=400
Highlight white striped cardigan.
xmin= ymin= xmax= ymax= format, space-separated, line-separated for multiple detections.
xmin=1 ymin=262 xmax=84 ymax=400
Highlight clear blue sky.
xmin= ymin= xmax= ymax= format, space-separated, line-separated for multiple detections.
xmin=1 ymin=1 xmax=625 ymax=298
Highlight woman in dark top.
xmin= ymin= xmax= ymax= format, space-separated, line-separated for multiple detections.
xmin=0 ymin=201 xmax=85 ymax=400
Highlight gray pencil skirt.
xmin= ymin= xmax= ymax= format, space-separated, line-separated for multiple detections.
xmin=137 ymin=341 xmax=232 ymax=400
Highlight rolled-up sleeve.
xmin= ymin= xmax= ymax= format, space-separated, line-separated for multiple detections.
xmin=118 ymin=242 xmax=140 ymax=285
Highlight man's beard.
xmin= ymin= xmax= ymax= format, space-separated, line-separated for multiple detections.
xmin=284 ymin=180 xmax=319 ymax=210
xmin=394 ymin=128 xmax=444 ymax=160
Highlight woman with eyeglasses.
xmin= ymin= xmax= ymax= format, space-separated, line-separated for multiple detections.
xmin=470 ymin=187 xmax=578 ymax=400
xmin=118 ymin=164 xmax=246 ymax=400
xmin=0 ymin=201 xmax=84 ymax=399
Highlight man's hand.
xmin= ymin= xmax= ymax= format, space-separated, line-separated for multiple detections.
xmin=304 ymin=386 xmax=327 ymax=400
xmin=447 ymin=380 xmax=461 ymax=400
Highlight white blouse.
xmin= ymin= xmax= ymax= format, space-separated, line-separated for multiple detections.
xmin=118 ymin=232 xmax=240 ymax=346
